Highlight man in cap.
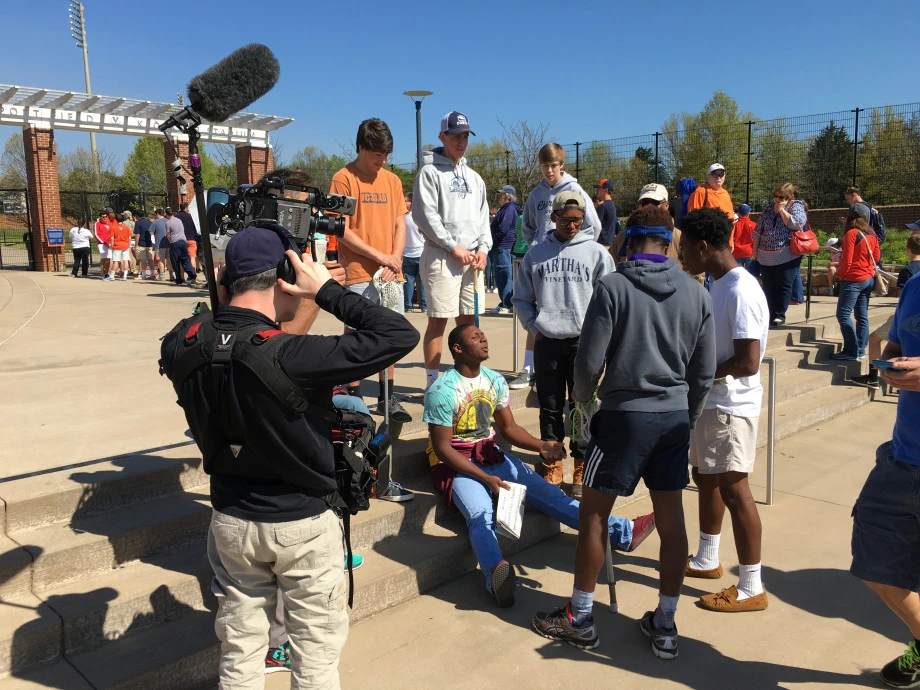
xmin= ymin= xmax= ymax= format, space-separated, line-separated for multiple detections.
xmin=160 ymin=227 xmax=419 ymax=687
xmin=486 ymin=185 xmax=520 ymax=315
xmin=687 ymin=163 xmax=735 ymax=223
xmin=165 ymin=207 xmax=197 ymax=287
xmin=611 ymin=183 xmax=688 ymax=272
xmin=532 ymin=202 xmax=714 ymax=660
xmin=593 ymin=179 xmax=618 ymax=247
xmin=412 ymin=111 xmax=491 ymax=391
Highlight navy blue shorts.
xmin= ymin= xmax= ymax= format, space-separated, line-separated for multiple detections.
xmin=851 ymin=442 xmax=920 ymax=592
xmin=582 ymin=409 xmax=691 ymax=496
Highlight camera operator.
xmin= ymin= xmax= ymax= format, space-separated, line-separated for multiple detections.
xmin=163 ymin=223 xmax=418 ymax=687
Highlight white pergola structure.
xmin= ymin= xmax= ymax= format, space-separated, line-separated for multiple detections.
xmin=0 ymin=85 xmax=293 ymax=271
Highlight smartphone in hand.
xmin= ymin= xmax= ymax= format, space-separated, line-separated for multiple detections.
xmin=872 ymin=359 xmax=905 ymax=372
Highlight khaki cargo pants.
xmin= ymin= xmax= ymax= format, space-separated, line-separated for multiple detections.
xmin=207 ymin=508 xmax=349 ymax=689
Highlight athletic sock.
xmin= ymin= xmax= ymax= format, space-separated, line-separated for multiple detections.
xmin=736 ymin=562 xmax=763 ymax=600
xmin=867 ymin=365 xmax=879 ymax=381
xmin=653 ymin=594 xmax=679 ymax=630
xmin=570 ymin=587 xmax=594 ymax=624
xmin=426 ymin=369 xmax=439 ymax=390
xmin=522 ymin=350 xmax=534 ymax=374
xmin=690 ymin=532 xmax=721 ymax=570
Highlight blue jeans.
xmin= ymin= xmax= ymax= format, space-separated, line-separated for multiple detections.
xmin=401 ymin=256 xmax=426 ymax=311
xmin=169 ymin=240 xmax=196 ymax=283
xmin=485 ymin=253 xmax=495 ymax=290
xmin=451 ymin=451 xmax=632 ymax=590
xmin=735 ymin=258 xmax=753 ymax=271
xmin=792 ymin=269 xmax=804 ymax=302
xmin=836 ymin=277 xmax=874 ymax=358
xmin=490 ymin=248 xmax=513 ymax=309
xmin=332 ymin=394 xmax=370 ymax=415
xmin=759 ymin=256 xmax=802 ymax=323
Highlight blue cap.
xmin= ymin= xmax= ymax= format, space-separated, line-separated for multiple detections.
xmin=225 ymin=227 xmax=285 ymax=282
xmin=907 ymin=219 xmax=920 ymax=230
xmin=440 ymin=111 xmax=475 ymax=136
xmin=496 ymin=185 xmax=516 ymax=195
xmin=739 ymin=204 xmax=751 ymax=215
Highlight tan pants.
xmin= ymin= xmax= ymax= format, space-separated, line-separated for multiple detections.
xmin=207 ymin=509 xmax=349 ymax=689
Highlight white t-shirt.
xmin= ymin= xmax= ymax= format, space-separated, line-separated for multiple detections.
xmin=403 ymin=212 xmax=424 ymax=259
xmin=704 ymin=267 xmax=769 ymax=417
xmin=70 ymin=227 xmax=93 ymax=249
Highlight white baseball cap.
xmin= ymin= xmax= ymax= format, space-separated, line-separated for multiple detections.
xmin=638 ymin=183 xmax=669 ymax=203
xmin=707 ymin=163 xmax=725 ymax=174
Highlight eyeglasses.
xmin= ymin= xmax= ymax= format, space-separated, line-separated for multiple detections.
xmin=558 ymin=216 xmax=584 ymax=227
xmin=639 ymin=198 xmax=660 ymax=206
xmin=710 ymin=171 xmax=725 ymax=178
xmin=773 ymin=194 xmax=785 ymax=199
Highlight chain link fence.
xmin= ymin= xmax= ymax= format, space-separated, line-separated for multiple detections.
xmin=0 ymin=188 xmax=31 ymax=269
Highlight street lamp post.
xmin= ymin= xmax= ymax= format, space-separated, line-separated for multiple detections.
xmin=69 ymin=0 xmax=99 ymax=176
xmin=403 ymin=90 xmax=433 ymax=171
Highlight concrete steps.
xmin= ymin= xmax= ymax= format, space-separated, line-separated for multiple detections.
xmin=0 ymin=305 xmax=895 ymax=686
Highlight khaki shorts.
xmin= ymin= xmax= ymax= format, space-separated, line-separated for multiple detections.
xmin=873 ymin=314 xmax=895 ymax=340
xmin=156 ymin=247 xmax=170 ymax=261
xmin=689 ymin=407 xmax=758 ymax=474
xmin=420 ymin=244 xmax=484 ymax=318
xmin=135 ymin=247 xmax=153 ymax=262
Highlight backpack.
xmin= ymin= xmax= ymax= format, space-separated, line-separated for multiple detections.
xmin=867 ymin=205 xmax=887 ymax=243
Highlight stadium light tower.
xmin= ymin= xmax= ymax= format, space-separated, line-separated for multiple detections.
xmin=69 ymin=0 xmax=99 ymax=175
xmin=403 ymin=90 xmax=433 ymax=171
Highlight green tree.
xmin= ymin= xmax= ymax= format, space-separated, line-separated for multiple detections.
xmin=859 ymin=106 xmax=920 ymax=205
xmin=58 ymin=146 xmax=120 ymax=192
xmin=801 ymin=122 xmax=852 ymax=209
xmin=122 ymin=137 xmax=166 ymax=192
xmin=466 ymin=139 xmax=507 ymax=208
xmin=287 ymin=146 xmax=349 ymax=191
xmin=0 ymin=133 xmax=26 ymax=188
xmin=751 ymin=117 xmax=800 ymax=208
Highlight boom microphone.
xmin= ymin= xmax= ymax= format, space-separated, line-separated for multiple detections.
xmin=186 ymin=44 xmax=280 ymax=122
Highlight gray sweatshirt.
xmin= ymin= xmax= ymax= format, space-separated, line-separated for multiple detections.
xmin=512 ymin=227 xmax=614 ymax=339
xmin=411 ymin=147 xmax=491 ymax=254
xmin=522 ymin=172 xmax=600 ymax=245
xmin=573 ymin=258 xmax=715 ymax=427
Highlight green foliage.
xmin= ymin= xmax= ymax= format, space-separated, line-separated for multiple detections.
xmin=388 ymin=164 xmax=416 ymax=192
xmin=801 ymin=122 xmax=852 ymax=209
xmin=287 ymin=146 xmax=349 ymax=191
xmin=466 ymin=139 xmax=507 ymax=208
xmin=58 ymin=147 xmax=120 ymax=193
xmin=122 ymin=137 xmax=166 ymax=192
xmin=858 ymin=106 xmax=920 ymax=205
xmin=0 ymin=133 xmax=26 ymax=188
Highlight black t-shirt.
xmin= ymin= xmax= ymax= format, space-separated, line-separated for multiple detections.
xmin=134 ymin=217 xmax=153 ymax=247
xmin=175 ymin=210 xmax=198 ymax=241
xmin=898 ymin=260 xmax=920 ymax=288
xmin=196 ymin=282 xmax=419 ymax=522
xmin=596 ymin=200 xmax=618 ymax=246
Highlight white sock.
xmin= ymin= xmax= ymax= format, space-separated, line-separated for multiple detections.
xmin=690 ymin=532 xmax=720 ymax=570
xmin=523 ymin=350 xmax=534 ymax=374
xmin=736 ymin=562 xmax=763 ymax=600
xmin=107 ymin=271 xmax=114 ymax=278
xmin=570 ymin=587 xmax=594 ymax=623
xmin=426 ymin=369 xmax=439 ymax=390
xmin=122 ymin=271 xmax=128 ymax=279
xmin=653 ymin=593 xmax=679 ymax=630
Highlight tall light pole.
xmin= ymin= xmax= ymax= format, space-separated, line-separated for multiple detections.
xmin=403 ymin=90 xmax=433 ymax=171
xmin=69 ymin=0 xmax=99 ymax=175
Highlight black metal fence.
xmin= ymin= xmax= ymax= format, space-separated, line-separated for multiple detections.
xmin=0 ymin=188 xmax=31 ymax=270
xmin=381 ymin=101 xmax=920 ymax=215
xmin=60 ymin=190 xmax=168 ymax=227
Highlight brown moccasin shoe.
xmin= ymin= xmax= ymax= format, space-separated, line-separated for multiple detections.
xmin=571 ymin=459 xmax=584 ymax=498
xmin=541 ymin=460 xmax=563 ymax=486
xmin=698 ymin=585 xmax=768 ymax=613
xmin=685 ymin=555 xmax=724 ymax=579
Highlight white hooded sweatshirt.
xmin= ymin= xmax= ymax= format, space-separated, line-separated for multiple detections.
xmin=522 ymin=172 xmax=599 ymax=245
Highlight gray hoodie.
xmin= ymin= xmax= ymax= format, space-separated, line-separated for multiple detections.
xmin=411 ymin=147 xmax=491 ymax=254
xmin=522 ymin=172 xmax=600 ymax=245
xmin=573 ymin=258 xmax=715 ymax=427
xmin=512 ymin=227 xmax=614 ymax=339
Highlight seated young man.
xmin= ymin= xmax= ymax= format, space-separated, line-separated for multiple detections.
xmin=424 ymin=323 xmax=655 ymax=607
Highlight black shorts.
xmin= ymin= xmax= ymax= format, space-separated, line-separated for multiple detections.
xmin=583 ymin=409 xmax=691 ymax=496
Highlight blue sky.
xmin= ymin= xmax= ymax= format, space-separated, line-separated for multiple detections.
xmin=3 ymin=0 xmax=919 ymax=171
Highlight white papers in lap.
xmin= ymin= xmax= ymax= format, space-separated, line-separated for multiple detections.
xmin=497 ymin=482 xmax=526 ymax=540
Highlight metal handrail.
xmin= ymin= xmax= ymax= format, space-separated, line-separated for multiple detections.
xmin=512 ymin=258 xmax=522 ymax=372
xmin=764 ymin=356 xmax=776 ymax=506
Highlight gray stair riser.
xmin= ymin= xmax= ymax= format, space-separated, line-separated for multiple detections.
xmin=756 ymin=387 xmax=869 ymax=447
xmin=0 ymin=615 xmax=60 ymax=683
xmin=0 ymin=548 xmax=33 ymax=601
xmin=2 ymin=461 xmax=208 ymax=535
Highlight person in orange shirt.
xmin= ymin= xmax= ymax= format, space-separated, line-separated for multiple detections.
xmin=732 ymin=204 xmax=756 ymax=272
xmin=330 ymin=118 xmax=414 ymax=437
xmin=109 ymin=213 xmax=133 ymax=281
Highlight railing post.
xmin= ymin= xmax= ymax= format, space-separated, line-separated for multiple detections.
xmin=512 ymin=258 xmax=520 ymax=372
xmin=745 ymin=121 xmax=754 ymax=206
xmin=805 ymin=255 xmax=813 ymax=322
xmin=654 ymin=132 xmax=660 ymax=184
xmin=505 ymin=150 xmax=510 ymax=186
xmin=852 ymin=107 xmax=862 ymax=187
xmin=575 ymin=142 xmax=581 ymax=181
xmin=765 ymin=356 xmax=776 ymax=506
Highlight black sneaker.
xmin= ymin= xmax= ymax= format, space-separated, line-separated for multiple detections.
xmin=882 ymin=641 xmax=920 ymax=688
xmin=376 ymin=395 xmax=412 ymax=424
xmin=639 ymin=610 xmax=679 ymax=660
xmin=532 ymin=602 xmax=599 ymax=650
xmin=851 ymin=374 xmax=880 ymax=389
xmin=377 ymin=480 xmax=414 ymax=503
xmin=490 ymin=561 xmax=516 ymax=608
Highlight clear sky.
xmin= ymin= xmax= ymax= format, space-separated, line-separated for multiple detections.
xmin=2 ymin=0 xmax=919 ymax=171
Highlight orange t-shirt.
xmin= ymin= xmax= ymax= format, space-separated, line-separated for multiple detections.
xmin=688 ymin=184 xmax=735 ymax=250
xmin=111 ymin=223 xmax=131 ymax=251
xmin=732 ymin=217 xmax=756 ymax=258
xmin=329 ymin=163 xmax=407 ymax=285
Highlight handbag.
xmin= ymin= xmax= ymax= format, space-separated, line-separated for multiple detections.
xmin=789 ymin=208 xmax=818 ymax=255
xmin=858 ymin=231 xmax=889 ymax=296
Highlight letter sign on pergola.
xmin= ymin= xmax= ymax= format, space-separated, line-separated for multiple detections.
xmin=0 ymin=84 xmax=293 ymax=271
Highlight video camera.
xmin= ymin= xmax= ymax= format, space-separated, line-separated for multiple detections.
xmin=206 ymin=174 xmax=356 ymax=252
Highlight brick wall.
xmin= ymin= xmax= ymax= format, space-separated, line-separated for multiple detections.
xmin=162 ymin=139 xmax=190 ymax=211
xmin=235 ymin=145 xmax=274 ymax=186
xmin=22 ymin=126 xmax=64 ymax=272
xmin=751 ymin=204 xmax=920 ymax=233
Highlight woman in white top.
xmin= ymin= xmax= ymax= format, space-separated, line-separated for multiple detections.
xmin=69 ymin=220 xmax=94 ymax=277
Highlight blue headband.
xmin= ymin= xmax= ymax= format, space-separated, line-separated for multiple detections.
xmin=623 ymin=225 xmax=673 ymax=242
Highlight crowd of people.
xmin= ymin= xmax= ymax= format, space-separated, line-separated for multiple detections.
xmin=150 ymin=107 xmax=920 ymax=689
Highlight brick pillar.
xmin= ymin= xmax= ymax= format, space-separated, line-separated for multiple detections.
xmin=22 ymin=126 xmax=64 ymax=272
xmin=235 ymin=145 xmax=274 ymax=186
xmin=163 ymin=139 xmax=190 ymax=211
